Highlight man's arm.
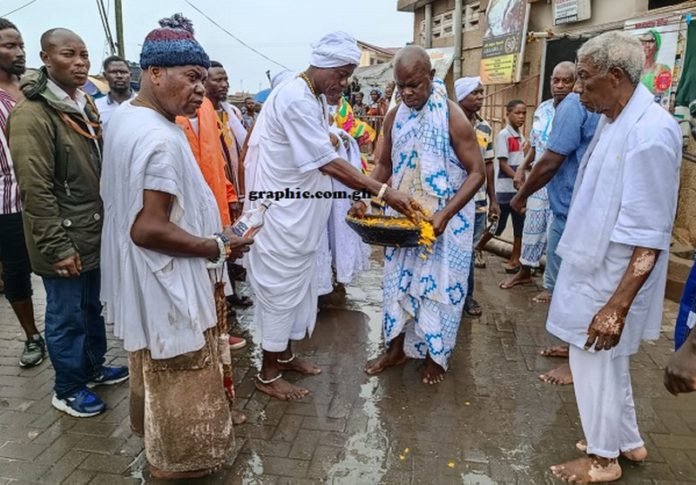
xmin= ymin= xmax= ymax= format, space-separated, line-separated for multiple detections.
xmin=665 ymin=327 xmax=696 ymax=395
xmin=9 ymin=104 xmax=78 ymax=271
xmin=131 ymin=190 xmax=252 ymax=260
xmin=428 ymin=100 xmax=485 ymax=235
xmin=513 ymin=146 xmax=535 ymax=189
xmin=510 ymin=149 xmax=566 ymax=213
xmin=585 ymin=247 xmax=660 ymax=351
xmin=484 ymin=159 xmax=499 ymax=219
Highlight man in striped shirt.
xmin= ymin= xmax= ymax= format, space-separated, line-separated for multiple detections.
xmin=0 ymin=18 xmax=45 ymax=367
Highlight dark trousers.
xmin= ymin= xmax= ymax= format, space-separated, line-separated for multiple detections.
xmin=0 ymin=212 xmax=32 ymax=303
xmin=43 ymin=268 xmax=106 ymax=398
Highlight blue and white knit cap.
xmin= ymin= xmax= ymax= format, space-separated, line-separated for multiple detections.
xmin=140 ymin=13 xmax=210 ymax=69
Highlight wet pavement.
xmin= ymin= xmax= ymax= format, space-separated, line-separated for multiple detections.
xmin=1 ymin=249 xmax=696 ymax=484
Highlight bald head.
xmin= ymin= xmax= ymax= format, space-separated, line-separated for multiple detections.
xmin=39 ymin=28 xmax=89 ymax=95
xmin=40 ymin=28 xmax=82 ymax=51
xmin=393 ymin=46 xmax=434 ymax=110
xmin=394 ymin=45 xmax=432 ymax=73
xmin=550 ymin=60 xmax=576 ymax=105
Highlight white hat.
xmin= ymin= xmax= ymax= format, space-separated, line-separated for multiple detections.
xmin=455 ymin=76 xmax=482 ymax=102
xmin=310 ymin=31 xmax=361 ymax=68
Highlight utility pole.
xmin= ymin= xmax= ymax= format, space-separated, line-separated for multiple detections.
xmin=115 ymin=0 xmax=125 ymax=59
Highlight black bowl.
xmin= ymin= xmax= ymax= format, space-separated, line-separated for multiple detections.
xmin=345 ymin=215 xmax=420 ymax=248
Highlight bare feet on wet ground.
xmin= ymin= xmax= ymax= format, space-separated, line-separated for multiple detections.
xmin=539 ymin=362 xmax=573 ymax=385
xmin=550 ymin=456 xmax=622 ymax=483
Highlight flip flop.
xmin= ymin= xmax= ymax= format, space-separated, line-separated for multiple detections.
xmin=464 ymin=297 xmax=482 ymax=316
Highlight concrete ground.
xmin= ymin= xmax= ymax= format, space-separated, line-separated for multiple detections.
xmin=1 ymin=251 xmax=695 ymax=484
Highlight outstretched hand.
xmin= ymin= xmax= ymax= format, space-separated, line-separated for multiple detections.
xmin=664 ymin=340 xmax=696 ymax=396
xmin=384 ymin=188 xmax=428 ymax=222
xmin=348 ymin=200 xmax=368 ymax=218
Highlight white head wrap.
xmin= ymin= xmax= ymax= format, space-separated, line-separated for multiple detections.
xmin=271 ymin=70 xmax=295 ymax=89
xmin=310 ymin=31 xmax=361 ymax=68
xmin=455 ymin=76 xmax=482 ymax=102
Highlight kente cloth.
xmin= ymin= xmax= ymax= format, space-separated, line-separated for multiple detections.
xmin=316 ymin=125 xmax=370 ymax=296
xmin=129 ymin=328 xmax=234 ymax=472
xmin=100 ymin=101 xmax=220 ymax=359
xmin=334 ymin=97 xmax=375 ymax=172
xmin=176 ymin=97 xmax=237 ymax=226
xmin=547 ymin=84 xmax=682 ymax=357
xmin=243 ymin=76 xmax=338 ymax=352
xmin=381 ymin=79 xmax=473 ymax=370
xmin=310 ymin=31 xmax=361 ymax=68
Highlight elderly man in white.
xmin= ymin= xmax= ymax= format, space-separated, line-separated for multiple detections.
xmin=245 ymin=32 xmax=419 ymax=401
xmin=547 ymin=31 xmax=682 ymax=483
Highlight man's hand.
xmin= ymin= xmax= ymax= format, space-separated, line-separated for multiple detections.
xmin=513 ymin=167 xmax=526 ymax=190
xmin=383 ymin=188 xmax=427 ymax=221
xmin=510 ymin=193 xmax=527 ymax=215
xmin=585 ymin=304 xmax=627 ymax=351
xmin=52 ymin=253 xmax=82 ymax=278
xmin=221 ymin=228 xmax=254 ymax=259
xmin=229 ymin=202 xmax=243 ymax=221
xmin=429 ymin=211 xmax=449 ymax=237
xmin=488 ymin=201 xmax=501 ymax=221
xmin=348 ymin=200 xmax=368 ymax=218
xmin=664 ymin=338 xmax=696 ymax=396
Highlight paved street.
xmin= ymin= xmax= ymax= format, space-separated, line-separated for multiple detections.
xmin=1 ymin=251 xmax=696 ymax=484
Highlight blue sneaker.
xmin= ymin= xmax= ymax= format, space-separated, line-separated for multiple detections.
xmin=51 ymin=388 xmax=106 ymax=418
xmin=87 ymin=366 xmax=129 ymax=388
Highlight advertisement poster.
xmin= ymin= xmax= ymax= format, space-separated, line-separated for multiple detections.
xmin=480 ymin=0 xmax=531 ymax=85
xmin=625 ymin=15 xmax=681 ymax=111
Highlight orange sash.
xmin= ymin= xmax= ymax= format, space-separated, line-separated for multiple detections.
xmin=176 ymin=98 xmax=237 ymax=226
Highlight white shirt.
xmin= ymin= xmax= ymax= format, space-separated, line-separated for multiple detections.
xmin=46 ymin=79 xmax=100 ymax=155
xmin=94 ymin=90 xmax=136 ymax=126
xmin=100 ymin=101 xmax=222 ymax=359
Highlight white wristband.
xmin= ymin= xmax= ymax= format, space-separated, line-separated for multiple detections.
xmin=376 ymin=183 xmax=388 ymax=202
xmin=205 ymin=235 xmax=226 ymax=269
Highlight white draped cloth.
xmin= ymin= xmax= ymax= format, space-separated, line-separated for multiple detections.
xmin=244 ymin=77 xmax=338 ymax=352
xmin=316 ymin=126 xmax=370 ymax=295
xmin=546 ymin=84 xmax=683 ymax=357
xmin=100 ymin=101 xmax=221 ymax=359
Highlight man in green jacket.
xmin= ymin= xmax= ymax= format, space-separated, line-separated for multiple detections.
xmin=9 ymin=28 xmax=127 ymax=418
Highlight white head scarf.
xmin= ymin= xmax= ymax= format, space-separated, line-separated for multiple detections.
xmin=310 ymin=31 xmax=361 ymax=68
xmin=271 ymin=70 xmax=295 ymax=89
xmin=455 ymin=76 xmax=481 ymax=102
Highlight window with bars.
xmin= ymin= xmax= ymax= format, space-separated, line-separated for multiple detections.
xmin=419 ymin=2 xmax=482 ymax=43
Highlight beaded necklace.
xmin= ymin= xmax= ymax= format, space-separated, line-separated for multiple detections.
xmin=300 ymin=72 xmax=319 ymax=98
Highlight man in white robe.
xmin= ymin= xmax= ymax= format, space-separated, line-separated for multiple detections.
xmin=245 ymin=32 xmax=417 ymax=401
xmin=547 ymin=32 xmax=682 ymax=483
xmin=99 ymin=16 xmax=252 ymax=479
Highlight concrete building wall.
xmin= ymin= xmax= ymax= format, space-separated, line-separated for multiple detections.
xmin=399 ymin=0 xmax=696 ymax=245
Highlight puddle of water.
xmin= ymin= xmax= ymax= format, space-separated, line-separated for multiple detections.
xmin=461 ymin=472 xmax=497 ymax=485
xmin=327 ymin=377 xmax=389 ymax=482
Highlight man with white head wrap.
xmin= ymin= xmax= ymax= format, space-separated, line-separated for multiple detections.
xmin=245 ymin=31 xmax=420 ymax=401
xmin=454 ymin=76 xmax=497 ymax=318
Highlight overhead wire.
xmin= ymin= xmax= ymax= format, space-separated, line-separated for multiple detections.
xmin=1 ymin=0 xmax=40 ymax=17
xmin=183 ymin=0 xmax=289 ymax=70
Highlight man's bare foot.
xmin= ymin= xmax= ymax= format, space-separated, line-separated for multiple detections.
xmin=231 ymin=408 xmax=247 ymax=425
xmin=365 ymin=351 xmax=406 ymax=375
xmin=575 ymin=440 xmax=647 ymax=462
xmin=532 ymin=290 xmax=552 ymax=303
xmin=539 ymin=363 xmax=573 ymax=385
xmin=499 ymin=272 xmax=532 ymax=289
xmin=255 ymin=375 xmax=309 ymax=401
xmin=149 ymin=463 xmax=221 ymax=479
xmin=276 ymin=355 xmax=322 ymax=375
xmin=421 ymin=356 xmax=446 ymax=385
xmin=550 ymin=456 xmax=622 ymax=483
xmin=540 ymin=345 xmax=569 ymax=358
xmin=502 ymin=261 xmax=521 ymax=274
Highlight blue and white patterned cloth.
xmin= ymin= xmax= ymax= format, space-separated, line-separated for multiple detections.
xmin=520 ymin=99 xmax=555 ymax=268
xmin=381 ymin=79 xmax=473 ymax=370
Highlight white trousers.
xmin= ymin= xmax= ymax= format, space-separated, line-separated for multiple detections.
xmin=569 ymin=345 xmax=644 ymax=458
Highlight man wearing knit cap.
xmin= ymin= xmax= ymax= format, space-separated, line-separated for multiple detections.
xmin=245 ymin=31 xmax=419 ymax=401
xmin=455 ymin=76 xmax=497 ymax=317
xmin=100 ymin=14 xmax=252 ymax=479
